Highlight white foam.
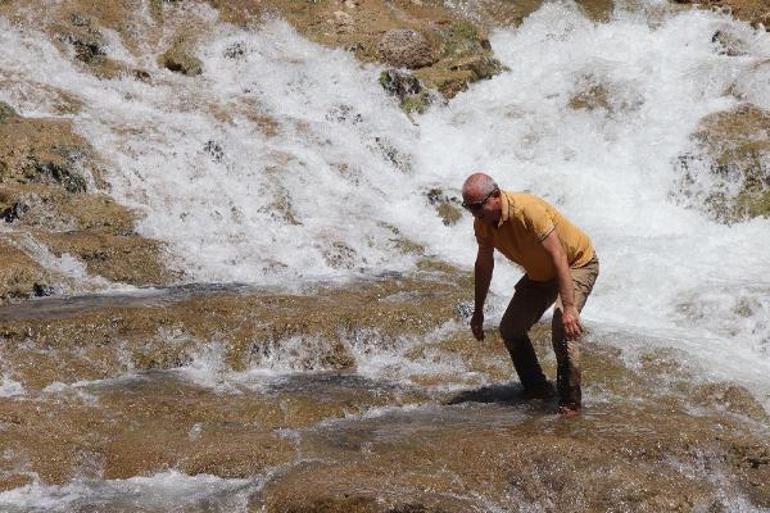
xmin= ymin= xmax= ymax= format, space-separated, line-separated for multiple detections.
xmin=0 ymin=4 xmax=769 ymax=399
xmin=0 ymin=470 xmax=256 ymax=513
xmin=0 ymin=375 xmax=26 ymax=398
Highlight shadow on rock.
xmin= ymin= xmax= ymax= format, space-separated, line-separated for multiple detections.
xmin=445 ymin=382 xmax=555 ymax=412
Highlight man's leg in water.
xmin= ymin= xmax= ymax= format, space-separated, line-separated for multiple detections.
xmin=500 ymin=275 xmax=559 ymax=395
xmin=551 ymin=256 xmax=600 ymax=414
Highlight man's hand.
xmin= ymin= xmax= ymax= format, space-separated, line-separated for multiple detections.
xmin=470 ymin=310 xmax=485 ymax=341
xmin=561 ymin=304 xmax=583 ymax=340
xmin=472 ymin=244 xmax=493 ymax=342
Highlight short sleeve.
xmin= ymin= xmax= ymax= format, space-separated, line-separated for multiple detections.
xmin=521 ymin=201 xmax=555 ymax=241
xmin=473 ymin=219 xmax=493 ymax=249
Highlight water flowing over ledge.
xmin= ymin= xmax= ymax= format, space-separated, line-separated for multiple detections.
xmin=0 ymin=0 xmax=769 ymax=511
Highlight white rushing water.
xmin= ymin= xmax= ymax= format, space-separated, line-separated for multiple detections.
xmin=0 ymin=1 xmax=769 ymax=399
xmin=0 ymin=470 xmax=256 ymax=513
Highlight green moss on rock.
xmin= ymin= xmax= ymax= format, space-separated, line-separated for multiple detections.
xmin=0 ymin=101 xmax=17 ymax=123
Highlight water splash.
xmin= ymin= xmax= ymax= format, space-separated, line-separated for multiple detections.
xmin=0 ymin=470 xmax=256 ymax=513
xmin=0 ymin=2 xmax=769 ymax=399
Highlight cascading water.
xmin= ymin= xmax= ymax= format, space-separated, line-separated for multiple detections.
xmin=1 ymin=1 xmax=767 ymax=395
xmin=1 ymin=0 xmax=770 ymax=510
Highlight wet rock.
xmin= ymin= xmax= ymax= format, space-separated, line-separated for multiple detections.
xmin=52 ymin=12 xmax=107 ymax=64
xmin=322 ymin=240 xmax=357 ymax=270
xmin=208 ymin=0 xmax=506 ymax=99
xmin=448 ymin=55 xmax=504 ymax=81
xmin=692 ymin=382 xmax=769 ymax=422
xmin=685 ymin=0 xmax=770 ymax=29
xmin=568 ymin=83 xmax=612 ymax=111
xmin=413 ymin=67 xmax=474 ymax=98
xmin=0 ymin=184 xmax=137 ymax=235
xmin=260 ymin=388 xmax=764 ymax=512
xmin=104 ymin=391 xmax=297 ymax=480
xmin=0 ymin=109 xmax=173 ymax=293
xmin=37 ymin=231 xmax=177 ymax=286
xmin=0 ymin=196 xmax=30 ymax=224
xmin=132 ymin=69 xmax=152 ymax=81
xmin=0 ymin=474 xmax=33 ymax=493
xmin=223 ymin=41 xmax=246 ymax=59
xmin=159 ymin=38 xmax=203 ymax=76
xmin=378 ymin=29 xmax=438 ymax=70
xmin=437 ymin=20 xmax=487 ymax=59
xmin=66 ymin=31 xmax=106 ymax=64
xmin=258 ymin=169 xmax=302 ymax=225
xmin=149 ymin=0 xmax=185 ymax=21
xmin=329 ymin=10 xmax=355 ymax=34
xmin=381 ymin=223 xmax=425 ymax=256
xmin=729 ymin=438 xmax=770 ymax=507
xmin=0 ymin=116 xmax=92 ymax=191
xmin=31 ymin=161 xmax=87 ymax=193
xmin=0 ymin=101 xmax=17 ymax=123
xmin=0 ymin=241 xmax=52 ymax=302
xmin=408 ymin=20 xmax=503 ymax=98
xmin=2 ymin=278 xmax=770 ymax=507
xmin=379 ymin=69 xmax=422 ymax=99
xmin=32 ymin=282 xmax=54 ymax=297
xmin=372 ymin=137 xmax=412 ymax=173
xmin=203 ymin=140 xmax=224 ymax=163
xmin=0 ymin=266 xmax=470 ymax=385
xmin=426 ymin=188 xmax=462 ymax=226
xmin=325 ymin=104 xmax=363 ymax=124
xmin=679 ymin=104 xmax=770 ymax=222
xmin=0 ymin=370 xmax=428 ymax=485
xmin=712 ymin=30 xmax=748 ymax=56
xmin=379 ymin=69 xmax=432 ymax=115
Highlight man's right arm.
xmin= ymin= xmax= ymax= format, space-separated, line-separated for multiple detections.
xmin=471 ymin=245 xmax=494 ymax=341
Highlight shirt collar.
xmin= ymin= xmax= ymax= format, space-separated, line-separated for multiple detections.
xmin=497 ymin=189 xmax=509 ymax=229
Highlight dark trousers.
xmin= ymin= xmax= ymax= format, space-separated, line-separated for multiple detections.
xmin=499 ymin=256 xmax=599 ymax=408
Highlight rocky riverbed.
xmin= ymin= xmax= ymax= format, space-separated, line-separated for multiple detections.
xmin=0 ymin=274 xmax=769 ymax=511
xmin=1 ymin=0 xmax=769 ymax=511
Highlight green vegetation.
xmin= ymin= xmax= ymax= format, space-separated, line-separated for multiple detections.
xmin=0 ymin=101 xmax=17 ymax=123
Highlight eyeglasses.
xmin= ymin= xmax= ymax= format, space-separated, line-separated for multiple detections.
xmin=462 ymin=188 xmax=498 ymax=211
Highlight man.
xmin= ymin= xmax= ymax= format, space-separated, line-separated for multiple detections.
xmin=462 ymin=172 xmax=599 ymax=416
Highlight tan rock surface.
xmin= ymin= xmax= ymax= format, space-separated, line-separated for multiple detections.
xmin=0 ymin=240 xmax=52 ymax=302
xmin=0 ymin=278 xmax=768 ymax=508
xmin=676 ymin=0 xmax=770 ymax=28
xmin=0 ymin=263 xmax=471 ymax=389
xmin=679 ymin=105 xmax=770 ymax=222
xmin=0 ymin=110 xmax=176 ymax=301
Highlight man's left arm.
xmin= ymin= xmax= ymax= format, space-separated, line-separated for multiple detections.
xmin=541 ymin=231 xmax=583 ymax=340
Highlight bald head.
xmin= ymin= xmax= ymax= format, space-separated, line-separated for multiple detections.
xmin=462 ymin=172 xmax=498 ymax=202
xmin=461 ymin=172 xmax=502 ymax=225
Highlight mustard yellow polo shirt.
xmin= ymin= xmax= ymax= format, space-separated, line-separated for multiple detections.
xmin=474 ymin=190 xmax=594 ymax=282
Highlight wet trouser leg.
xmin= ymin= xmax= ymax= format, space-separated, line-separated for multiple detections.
xmin=551 ymin=256 xmax=600 ymax=410
xmin=499 ymin=276 xmax=559 ymax=392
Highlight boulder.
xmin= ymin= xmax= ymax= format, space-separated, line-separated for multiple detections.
xmin=379 ymin=69 xmax=433 ymax=115
xmin=681 ymin=105 xmax=770 ymax=222
xmin=379 ymin=69 xmax=422 ymax=100
xmin=378 ymin=29 xmax=437 ymax=70
xmin=159 ymin=38 xmax=203 ymax=76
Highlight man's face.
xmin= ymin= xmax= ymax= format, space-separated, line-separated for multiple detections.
xmin=462 ymin=189 xmax=501 ymax=226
